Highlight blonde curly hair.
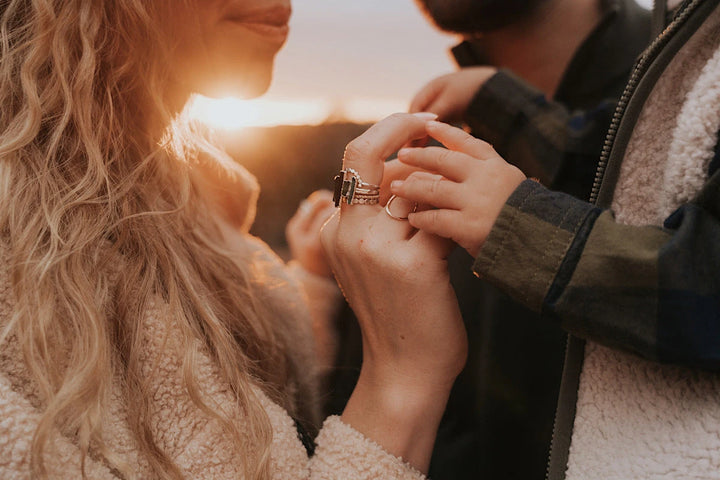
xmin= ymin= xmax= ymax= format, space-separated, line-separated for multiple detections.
xmin=0 ymin=1 xmax=301 ymax=478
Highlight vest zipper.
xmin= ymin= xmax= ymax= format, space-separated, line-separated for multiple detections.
xmin=590 ymin=0 xmax=703 ymax=205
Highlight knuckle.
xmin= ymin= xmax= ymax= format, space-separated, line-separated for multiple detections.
xmin=482 ymin=142 xmax=496 ymax=156
xmin=436 ymin=149 xmax=452 ymax=169
xmin=357 ymin=236 xmax=382 ymax=262
xmin=429 ymin=209 xmax=441 ymax=227
xmin=460 ymin=134 xmax=478 ymax=152
xmin=406 ymin=171 xmax=424 ymax=184
xmin=344 ymin=137 xmax=375 ymax=162
xmin=387 ymin=112 xmax=407 ymax=123
xmin=405 ymin=172 xmax=427 ymax=193
xmin=308 ymin=190 xmax=329 ymax=202
xmin=430 ymin=177 xmax=442 ymax=195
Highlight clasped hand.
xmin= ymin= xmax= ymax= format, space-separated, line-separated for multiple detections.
xmin=320 ymin=114 xmax=467 ymax=393
xmin=319 ymin=113 xmax=525 ymax=471
xmin=320 ymin=113 xmax=468 ymax=471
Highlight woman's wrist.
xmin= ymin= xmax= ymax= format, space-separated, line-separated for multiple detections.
xmin=341 ymin=365 xmax=454 ymax=473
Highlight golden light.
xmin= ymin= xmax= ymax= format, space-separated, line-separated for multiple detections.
xmin=188 ymin=96 xmax=331 ymax=130
xmin=342 ymin=98 xmax=410 ymax=124
xmin=187 ymin=95 xmax=410 ymax=129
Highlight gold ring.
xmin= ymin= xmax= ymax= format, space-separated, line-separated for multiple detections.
xmin=385 ymin=195 xmax=417 ymax=220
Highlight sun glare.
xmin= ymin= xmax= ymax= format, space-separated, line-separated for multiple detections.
xmin=188 ymin=96 xmax=331 ymax=130
xmin=188 ymin=95 xmax=410 ymax=130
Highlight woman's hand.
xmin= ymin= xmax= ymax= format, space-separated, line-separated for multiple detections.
xmin=286 ymin=190 xmax=336 ymax=277
xmin=409 ymin=67 xmax=498 ymax=124
xmin=321 ymin=113 xmax=467 ymax=473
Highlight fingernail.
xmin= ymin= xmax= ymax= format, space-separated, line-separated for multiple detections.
xmin=397 ymin=147 xmax=411 ymax=158
xmin=427 ymin=120 xmax=443 ymax=128
xmin=413 ymin=112 xmax=439 ymax=120
xmin=391 ymin=180 xmax=404 ymax=190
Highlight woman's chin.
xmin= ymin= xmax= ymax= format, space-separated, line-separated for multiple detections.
xmin=198 ymin=70 xmax=273 ymax=100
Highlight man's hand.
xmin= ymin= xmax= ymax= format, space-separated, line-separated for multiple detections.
xmin=409 ymin=67 xmax=498 ymax=124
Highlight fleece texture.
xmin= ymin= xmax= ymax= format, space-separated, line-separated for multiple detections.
xmin=565 ymin=3 xmax=720 ymax=479
xmin=0 ymin=189 xmax=422 ymax=479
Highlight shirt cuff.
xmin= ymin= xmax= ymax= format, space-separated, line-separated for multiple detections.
xmin=473 ymin=179 xmax=599 ymax=312
xmin=311 ymin=416 xmax=426 ymax=480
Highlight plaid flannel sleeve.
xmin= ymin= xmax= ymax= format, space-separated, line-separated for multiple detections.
xmin=465 ymin=70 xmax=615 ymax=200
xmin=474 ymin=179 xmax=720 ymax=371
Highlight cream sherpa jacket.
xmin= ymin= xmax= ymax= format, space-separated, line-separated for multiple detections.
xmin=565 ymin=1 xmax=720 ymax=478
xmin=0 ymin=175 xmax=425 ymax=479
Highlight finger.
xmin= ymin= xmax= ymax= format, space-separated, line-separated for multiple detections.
xmin=407 ymin=209 xmax=464 ymax=243
xmin=406 ymin=136 xmax=430 ymax=149
xmin=304 ymin=204 xmax=335 ymax=237
xmin=310 ymin=205 xmax=336 ymax=237
xmin=397 ymin=146 xmax=474 ymax=182
xmin=412 ymin=92 xmax=454 ymax=122
xmin=342 ymin=112 xmax=438 ymax=189
xmin=305 ymin=193 xmax=334 ymax=220
xmin=319 ymin=210 xmax=341 ymax=268
xmin=380 ymin=159 xmax=422 ymax=205
xmin=425 ymin=101 xmax=453 ymax=121
xmin=409 ymin=80 xmax=443 ymax=113
xmin=390 ymin=172 xmax=464 ymax=210
xmin=294 ymin=196 xmax=334 ymax=232
xmin=286 ymin=202 xmax=305 ymax=234
xmin=426 ymin=121 xmax=498 ymax=160
xmin=307 ymin=189 xmax=334 ymax=203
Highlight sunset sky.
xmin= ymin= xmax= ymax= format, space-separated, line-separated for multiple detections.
xmin=191 ymin=0 xmax=652 ymax=128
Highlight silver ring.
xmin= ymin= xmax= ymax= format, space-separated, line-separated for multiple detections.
xmin=385 ymin=195 xmax=417 ymax=220
xmin=345 ymin=169 xmax=380 ymax=190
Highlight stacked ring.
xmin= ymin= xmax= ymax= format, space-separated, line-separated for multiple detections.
xmin=333 ymin=168 xmax=380 ymax=206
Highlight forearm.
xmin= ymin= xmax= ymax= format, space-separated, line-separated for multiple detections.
xmin=475 ymin=180 xmax=720 ymax=370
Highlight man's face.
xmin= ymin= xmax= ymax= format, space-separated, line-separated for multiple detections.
xmin=415 ymin=0 xmax=549 ymax=34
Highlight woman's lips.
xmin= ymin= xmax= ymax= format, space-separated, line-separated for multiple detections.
xmin=222 ymin=5 xmax=291 ymax=43
xmin=223 ymin=5 xmax=291 ymax=25
xmin=240 ymin=22 xmax=290 ymax=37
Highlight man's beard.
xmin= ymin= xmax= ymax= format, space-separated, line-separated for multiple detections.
xmin=415 ymin=0 xmax=550 ymax=34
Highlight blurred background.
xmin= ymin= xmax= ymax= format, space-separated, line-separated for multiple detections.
xmin=189 ymin=0 xmax=653 ymax=252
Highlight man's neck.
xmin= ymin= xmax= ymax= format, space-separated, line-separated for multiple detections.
xmin=471 ymin=0 xmax=604 ymax=97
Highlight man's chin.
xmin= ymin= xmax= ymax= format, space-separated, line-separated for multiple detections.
xmin=418 ymin=0 xmax=549 ymax=34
